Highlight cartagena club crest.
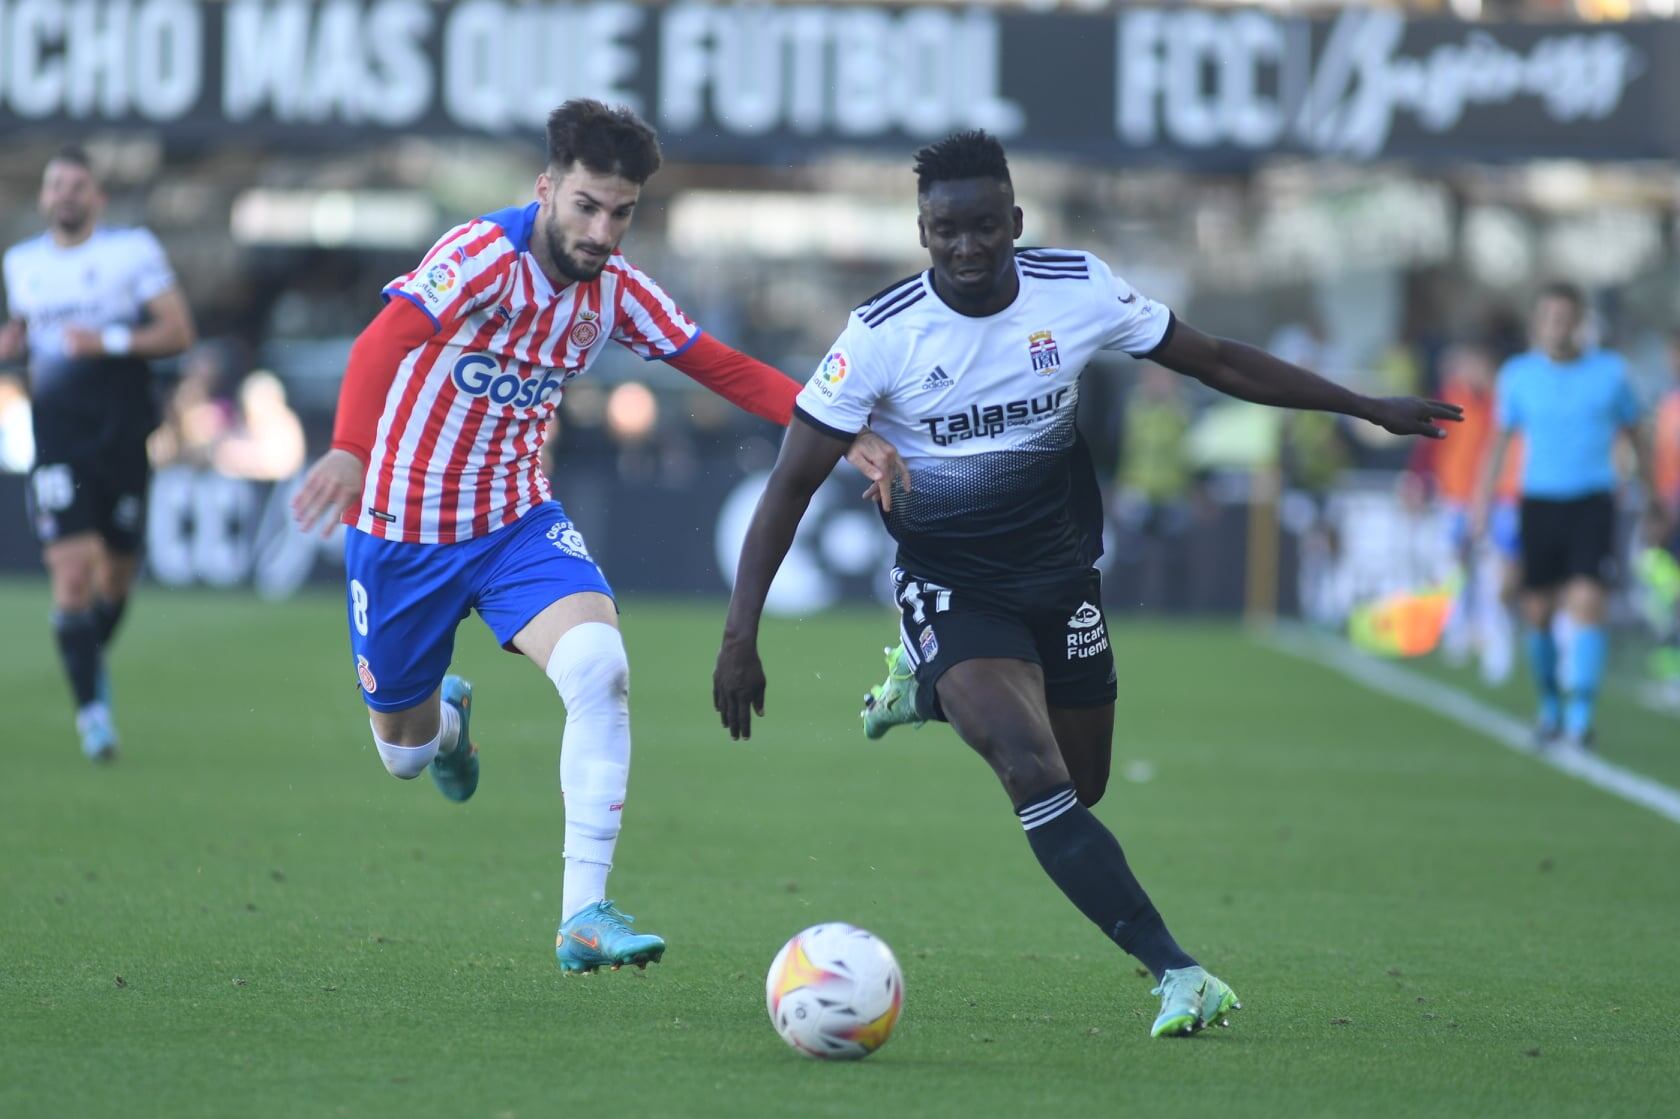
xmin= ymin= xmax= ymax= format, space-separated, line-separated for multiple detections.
xmin=1028 ymin=330 xmax=1060 ymax=375
xmin=356 ymin=655 xmax=378 ymax=694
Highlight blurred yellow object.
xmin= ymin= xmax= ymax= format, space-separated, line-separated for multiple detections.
xmin=1347 ymin=580 xmax=1458 ymax=658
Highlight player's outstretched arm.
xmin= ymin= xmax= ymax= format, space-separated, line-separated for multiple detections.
xmin=714 ymin=419 xmax=851 ymax=740
xmin=665 ymin=336 xmax=910 ymax=509
xmin=1154 ymin=320 xmax=1462 ymax=439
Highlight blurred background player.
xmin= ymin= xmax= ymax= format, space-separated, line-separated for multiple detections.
xmin=0 ymin=146 xmax=196 ymax=761
xmin=1471 ymin=283 xmax=1657 ymax=749
xmin=290 ymin=100 xmax=905 ymax=976
xmin=713 ymin=131 xmax=1459 ymax=1039
xmin=1414 ymin=342 xmax=1523 ymax=684
xmin=1641 ymin=332 xmax=1680 ymax=683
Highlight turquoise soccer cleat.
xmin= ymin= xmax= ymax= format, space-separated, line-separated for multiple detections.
xmin=555 ymin=900 xmax=666 ymax=975
xmin=861 ymin=643 xmax=924 ymax=741
xmin=76 ymin=704 xmax=118 ymax=764
xmin=1150 ymin=966 xmax=1241 ymax=1038
xmin=429 ymin=675 xmax=479 ymax=803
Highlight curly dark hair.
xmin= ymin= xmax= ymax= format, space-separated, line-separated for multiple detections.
xmin=913 ymin=130 xmax=1011 ymax=195
xmin=546 ymin=99 xmax=662 ymax=184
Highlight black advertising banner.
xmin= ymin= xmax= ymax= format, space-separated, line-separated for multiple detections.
xmin=0 ymin=1 xmax=1670 ymax=166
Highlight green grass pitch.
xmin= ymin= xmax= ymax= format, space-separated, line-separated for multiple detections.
xmin=2 ymin=582 xmax=1677 ymax=1118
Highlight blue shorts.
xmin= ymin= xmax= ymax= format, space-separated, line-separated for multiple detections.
xmin=343 ymin=501 xmax=613 ymax=712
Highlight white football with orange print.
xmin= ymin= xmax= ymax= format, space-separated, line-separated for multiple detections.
xmin=765 ymin=922 xmax=904 ymax=1060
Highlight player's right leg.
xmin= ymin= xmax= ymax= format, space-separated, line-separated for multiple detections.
xmin=42 ymin=532 xmax=114 ymax=761
xmin=29 ymin=455 xmax=116 ymax=761
xmin=342 ymin=529 xmax=475 ymax=798
xmin=932 ymin=657 xmax=1237 ymax=1037
xmin=1517 ymin=499 xmax=1565 ymax=743
xmin=477 ymin=503 xmax=663 ymax=975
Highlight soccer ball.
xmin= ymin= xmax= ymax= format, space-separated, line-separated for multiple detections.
xmin=765 ymin=923 xmax=904 ymax=1060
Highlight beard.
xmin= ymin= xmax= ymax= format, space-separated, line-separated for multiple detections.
xmin=541 ymin=212 xmax=611 ymax=283
xmin=49 ymin=205 xmax=91 ymax=235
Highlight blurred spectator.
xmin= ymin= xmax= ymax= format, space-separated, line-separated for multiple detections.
xmin=1281 ymin=407 xmax=1352 ymax=627
xmin=1654 ymin=331 xmax=1680 ymax=523
xmin=1414 ymin=343 xmax=1521 ymax=682
xmin=211 ymin=371 xmax=306 ymax=481
xmin=0 ymin=373 xmax=32 ymax=472
xmin=149 ymin=342 xmax=235 ymax=467
xmin=1113 ymin=365 xmax=1194 ymax=609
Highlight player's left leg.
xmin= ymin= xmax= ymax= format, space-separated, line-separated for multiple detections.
xmin=43 ymin=532 xmax=115 ymax=761
xmin=1560 ymin=577 xmax=1609 ymax=748
xmin=1557 ymin=494 xmax=1618 ymax=748
xmin=1037 ymin=569 xmax=1116 ymax=807
xmin=476 ymin=503 xmax=663 ymax=974
xmin=1049 ymin=704 xmax=1114 ymax=807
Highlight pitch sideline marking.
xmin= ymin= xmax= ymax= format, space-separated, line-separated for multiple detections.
xmin=1257 ymin=623 xmax=1680 ymax=827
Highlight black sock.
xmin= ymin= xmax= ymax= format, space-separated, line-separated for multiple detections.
xmin=1016 ymin=783 xmax=1197 ymax=979
xmin=92 ymin=596 xmax=129 ymax=648
xmin=52 ymin=609 xmax=104 ymax=709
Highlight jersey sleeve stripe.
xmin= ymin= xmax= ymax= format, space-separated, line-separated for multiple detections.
xmin=383 ymin=287 xmax=441 ymax=330
xmin=864 ymin=288 xmax=926 ymax=327
xmin=612 ymin=267 xmax=695 ymax=358
xmin=1129 ymin=311 xmax=1177 ymax=359
xmin=662 ymin=329 xmax=702 ymax=362
xmin=793 ymin=404 xmax=860 ymax=441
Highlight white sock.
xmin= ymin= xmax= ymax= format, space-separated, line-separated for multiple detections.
xmin=546 ymin=622 xmax=631 ymax=924
xmin=563 ymin=859 xmax=611 ymax=924
xmin=372 ymin=721 xmax=441 ymax=779
xmin=435 ymin=702 xmax=462 ymax=757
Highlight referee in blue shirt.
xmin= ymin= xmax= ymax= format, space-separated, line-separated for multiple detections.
xmin=1472 ymin=283 xmax=1659 ymax=748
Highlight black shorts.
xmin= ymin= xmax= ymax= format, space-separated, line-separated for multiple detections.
xmin=25 ymin=435 xmax=150 ymax=554
xmin=892 ymin=566 xmax=1117 ymax=715
xmin=1519 ymin=493 xmax=1616 ymax=590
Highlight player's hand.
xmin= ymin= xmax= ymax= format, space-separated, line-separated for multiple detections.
xmin=63 ymin=326 xmax=103 ymax=358
xmin=0 ymin=320 xmax=26 ymax=363
xmin=1363 ymin=397 xmax=1464 ymax=439
xmin=291 ymin=448 xmax=366 ymax=538
xmin=713 ymin=636 xmax=766 ymax=741
xmin=847 ymin=429 xmax=911 ymax=512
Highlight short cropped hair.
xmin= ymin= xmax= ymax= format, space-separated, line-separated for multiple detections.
xmin=48 ymin=145 xmax=95 ymax=175
xmin=545 ymin=100 xmax=662 ymax=184
xmin=913 ymin=130 xmax=1011 ymax=196
xmin=1537 ymin=280 xmax=1585 ymax=309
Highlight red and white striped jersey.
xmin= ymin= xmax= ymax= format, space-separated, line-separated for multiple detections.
xmin=355 ymin=202 xmax=697 ymax=543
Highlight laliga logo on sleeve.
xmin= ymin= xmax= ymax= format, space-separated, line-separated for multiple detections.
xmin=812 ymin=348 xmax=849 ymax=402
xmin=452 ymin=353 xmax=563 ymax=408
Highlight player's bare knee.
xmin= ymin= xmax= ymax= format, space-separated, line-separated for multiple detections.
xmin=985 ymin=742 xmax=1070 ymax=803
xmin=1075 ymin=764 xmax=1110 ymax=808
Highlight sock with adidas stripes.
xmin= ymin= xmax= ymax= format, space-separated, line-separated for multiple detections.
xmin=1016 ymin=782 xmax=1197 ymax=979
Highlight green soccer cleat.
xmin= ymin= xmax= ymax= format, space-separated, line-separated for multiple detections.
xmin=429 ymin=675 xmax=479 ymax=803
xmin=1150 ymin=966 xmax=1241 ymax=1038
xmin=861 ymin=643 xmax=924 ymax=740
xmin=555 ymin=900 xmax=666 ymax=975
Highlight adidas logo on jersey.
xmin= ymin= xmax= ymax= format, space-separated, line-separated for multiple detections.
xmin=917 ymin=366 xmax=953 ymax=393
xmin=918 ymin=387 xmax=1070 ymax=446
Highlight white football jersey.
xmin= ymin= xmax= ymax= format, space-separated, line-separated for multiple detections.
xmin=795 ymin=249 xmax=1172 ymax=586
xmin=3 ymin=226 xmax=176 ymax=359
